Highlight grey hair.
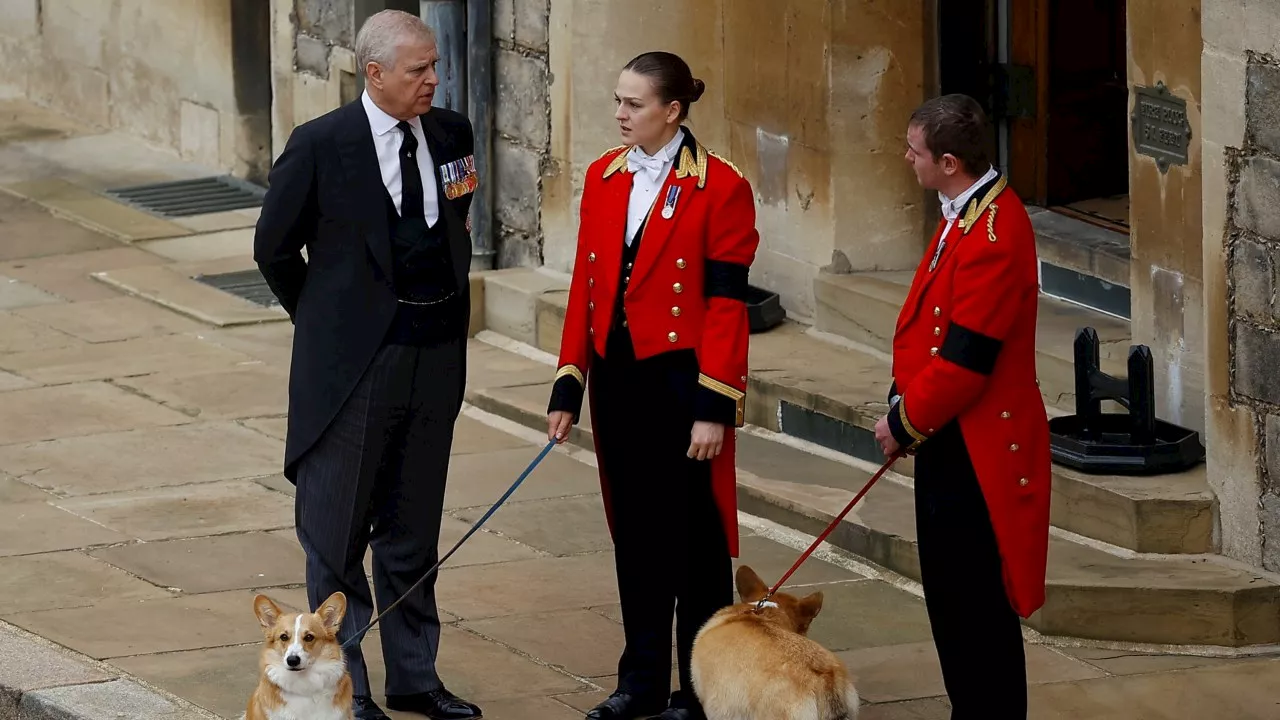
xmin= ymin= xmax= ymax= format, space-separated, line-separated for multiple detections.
xmin=355 ymin=9 xmax=435 ymax=72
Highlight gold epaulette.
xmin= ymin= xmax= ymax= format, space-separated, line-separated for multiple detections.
xmin=960 ymin=175 xmax=1007 ymax=236
xmin=597 ymin=144 xmax=627 ymax=160
xmin=601 ymin=145 xmax=631 ymax=179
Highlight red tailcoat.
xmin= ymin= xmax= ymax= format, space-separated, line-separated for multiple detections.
xmin=886 ymin=175 xmax=1052 ymax=618
xmin=548 ymin=133 xmax=760 ymax=558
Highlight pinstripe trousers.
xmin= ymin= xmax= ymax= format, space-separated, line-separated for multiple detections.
xmin=294 ymin=340 xmax=463 ymax=698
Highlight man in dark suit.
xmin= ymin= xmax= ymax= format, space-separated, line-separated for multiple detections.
xmin=253 ymin=10 xmax=480 ymax=720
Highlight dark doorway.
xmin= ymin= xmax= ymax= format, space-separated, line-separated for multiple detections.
xmin=937 ymin=0 xmax=1002 ymax=171
xmin=230 ymin=0 xmax=273 ymax=185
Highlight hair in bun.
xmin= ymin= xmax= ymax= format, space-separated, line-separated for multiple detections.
xmin=623 ymin=51 xmax=705 ymax=121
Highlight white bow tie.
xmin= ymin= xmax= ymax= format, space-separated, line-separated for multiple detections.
xmin=627 ymin=149 xmax=667 ymax=181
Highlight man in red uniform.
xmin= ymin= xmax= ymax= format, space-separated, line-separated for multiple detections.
xmin=873 ymin=94 xmax=1051 ymax=719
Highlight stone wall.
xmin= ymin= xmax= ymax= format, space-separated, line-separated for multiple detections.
xmin=1127 ymin=0 xmax=1204 ymax=435
xmin=540 ymin=0 xmax=927 ymax=320
xmin=0 ymin=0 xmax=273 ymax=182
xmin=1202 ymin=0 xmax=1280 ymax=569
xmin=492 ymin=0 xmax=551 ymax=268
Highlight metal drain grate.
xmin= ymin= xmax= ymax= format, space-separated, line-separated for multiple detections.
xmin=104 ymin=175 xmax=266 ymax=217
xmin=193 ymin=269 xmax=279 ymax=307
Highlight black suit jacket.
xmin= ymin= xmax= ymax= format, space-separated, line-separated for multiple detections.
xmin=254 ymin=100 xmax=476 ymax=482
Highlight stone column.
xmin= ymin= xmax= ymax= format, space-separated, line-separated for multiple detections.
xmin=1202 ymin=0 xmax=1280 ymax=568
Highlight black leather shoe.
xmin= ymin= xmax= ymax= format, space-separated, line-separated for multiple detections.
xmin=585 ymin=691 xmax=667 ymax=720
xmin=353 ymin=695 xmax=391 ymax=720
xmin=385 ymin=687 xmax=482 ymax=719
xmin=654 ymin=707 xmax=705 ymax=720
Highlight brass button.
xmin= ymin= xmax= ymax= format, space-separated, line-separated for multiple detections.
xmin=933 ymin=327 xmax=941 ymax=336
xmin=671 ymin=306 xmax=681 ymax=317
xmin=588 ymin=301 xmax=595 ymax=311
xmin=668 ymin=331 xmax=678 ymax=342
xmin=1019 ymin=477 xmax=1029 ymax=487
xmin=626 ymin=262 xmax=632 ymax=270
xmin=933 ymin=306 xmax=941 ymax=317
xmin=1000 ymin=411 xmax=1010 ymax=419
xmin=673 ymin=283 xmax=683 ymax=294
xmin=588 ymin=278 xmax=594 ymax=287
xmin=676 ymin=258 xmax=686 ymax=269
xmin=930 ymin=347 xmax=938 ymax=356
xmin=622 ymin=319 xmax=628 ymax=327
xmin=1035 ymin=378 xmax=1040 ymax=387
xmin=588 ymin=252 xmax=596 ymax=262
xmin=741 ymin=375 xmax=747 ymax=382
xmin=588 ymin=327 xmax=594 ymax=335
xmin=1010 ymin=443 xmax=1019 ymax=452
xmin=624 ymin=276 xmax=629 ymax=284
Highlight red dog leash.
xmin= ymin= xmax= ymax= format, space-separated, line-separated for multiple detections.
xmin=755 ymin=451 xmax=903 ymax=611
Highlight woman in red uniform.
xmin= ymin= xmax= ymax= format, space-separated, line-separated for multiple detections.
xmin=545 ymin=51 xmax=760 ymax=720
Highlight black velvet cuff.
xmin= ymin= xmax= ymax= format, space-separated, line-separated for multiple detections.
xmin=705 ymin=260 xmax=750 ymax=301
xmin=887 ymin=399 xmax=924 ymax=451
xmin=547 ymin=375 xmax=584 ymax=421
xmin=694 ymin=383 xmax=739 ymax=426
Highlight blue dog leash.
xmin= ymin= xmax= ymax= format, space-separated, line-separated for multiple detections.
xmin=341 ymin=438 xmax=558 ymax=650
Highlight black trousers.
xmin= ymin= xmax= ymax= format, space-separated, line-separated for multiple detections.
xmin=294 ymin=340 xmax=463 ymax=698
xmin=914 ymin=421 xmax=1027 ymax=719
xmin=590 ymin=331 xmax=733 ymax=710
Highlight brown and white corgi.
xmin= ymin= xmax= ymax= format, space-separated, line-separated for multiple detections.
xmin=244 ymin=591 xmax=353 ymax=720
xmin=690 ymin=565 xmax=860 ymax=720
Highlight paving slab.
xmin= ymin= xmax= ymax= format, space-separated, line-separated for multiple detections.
xmin=239 ymin=416 xmax=287 ymax=441
xmin=0 ymin=246 xmax=167 ymax=301
xmin=0 ymin=499 xmax=130 ymax=557
xmin=15 ymin=295 xmax=206 ymax=343
xmin=169 ymin=207 xmax=260 ymax=234
xmin=465 ymin=339 xmax=559 ymax=389
xmin=436 ymin=516 xmax=548 ymax=567
xmin=0 ymin=332 xmax=258 ymax=385
xmin=89 ymin=532 xmax=306 ymax=594
xmin=3 ymin=178 xmax=192 ymax=241
xmin=462 ymin=608 xmax=628 ymax=678
xmin=0 ymin=621 xmax=117 ymax=703
xmin=4 ymin=590 xmax=262 ymax=659
xmin=0 ymin=550 xmax=172 ymax=615
xmin=435 ymin=553 xmax=620 ymax=620
xmin=0 ymin=421 xmax=281 ymax=496
xmin=21 ymin=677 xmax=217 ymax=719
xmin=52 ymin=480 xmax=294 ymax=541
xmin=109 ymin=644 xmax=258 ymax=720
xmin=837 ymin=641 xmax=1104 ymax=704
xmin=1059 ymin=645 xmax=1258 ymax=675
xmin=453 ymin=495 xmax=614 ymax=557
xmin=432 ymin=624 xmax=594 ymax=701
xmin=136 ymin=227 xmax=254 ymax=263
xmin=0 ymin=381 xmax=190 ymax=448
xmin=91 ymin=263 xmax=287 ymax=327
xmin=794 ymin=580 xmax=936 ymax=653
xmin=0 ymin=273 xmax=62 ymax=309
xmin=0 ymin=368 xmax=35 ymax=391
xmin=198 ymin=322 xmax=295 ymax=369
xmin=0 ymin=309 xmax=81 ymax=353
xmin=1025 ymin=657 xmax=1280 ymax=719
xmin=733 ymin=533 xmax=865 ymax=588
xmin=0 ymin=191 xmax=119 ymax=261
xmin=0 ymin=475 xmax=51 ymax=503
xmin=444 ymin=446 xmax=601 ymax=509
xmin=857 ymin=698 xmax=952 ymax=720
xmin=115 ymin=365 xmax=289 ymax=420
xmin=450 ymin=415 xmax=537 ymax=455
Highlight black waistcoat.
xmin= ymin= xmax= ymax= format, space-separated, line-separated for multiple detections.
xmin=382 ymin=190 xmax=465 ymax=347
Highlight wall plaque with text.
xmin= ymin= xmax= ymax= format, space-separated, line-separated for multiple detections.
xmin=1132 ymin=82 xmax=1191 ymax=173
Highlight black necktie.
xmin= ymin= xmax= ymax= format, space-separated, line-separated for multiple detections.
xmin=397 ymin=120 xmax=424 ymax=220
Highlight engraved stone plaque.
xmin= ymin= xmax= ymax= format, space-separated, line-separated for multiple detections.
xmin=1132 ymin=82 xmax=1191 ymax=173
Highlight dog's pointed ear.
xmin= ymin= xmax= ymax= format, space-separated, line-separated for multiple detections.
xmin=253 ymin=594 xmax=283 ymax=629
xmin=317 ymin=591 xmax=347 ymax=633
xmin=735 ymin=565 xmax=768 ymax=602
xmin=794 ymin=591 xmax=824 ymax=634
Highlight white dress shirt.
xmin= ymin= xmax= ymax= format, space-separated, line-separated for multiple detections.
xmin=625 ymin=128 xmax=685 ymax=244
xmin=361 ymin=90 xmax=440 ymax=227
xmin=938 ymin=164 xmax=999 ymax=242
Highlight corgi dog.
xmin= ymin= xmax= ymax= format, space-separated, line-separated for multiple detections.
xmin=690 ymin=566 xmax=860 ymax=720
xmin=244 ymin=591 xmax=353 ymax=720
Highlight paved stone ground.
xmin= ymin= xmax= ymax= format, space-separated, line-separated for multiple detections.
xmin=2 ymin=98 xmax=1280 ymax=719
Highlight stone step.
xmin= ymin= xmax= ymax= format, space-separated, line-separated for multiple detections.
xmin=462 ymin=370 xmax=1280 ymax=648
xmin=482 ymin=270 xmax=1216 ymax=555
xmin=813 ymin=270 xmax=1134 ymax=409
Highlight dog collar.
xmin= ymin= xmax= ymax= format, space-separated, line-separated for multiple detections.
xmin=756 ymin=601 xmax=778 ymax=609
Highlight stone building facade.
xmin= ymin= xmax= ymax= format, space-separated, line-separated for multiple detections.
xmin=4 ymin=0 xmax=1280 ymax=576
